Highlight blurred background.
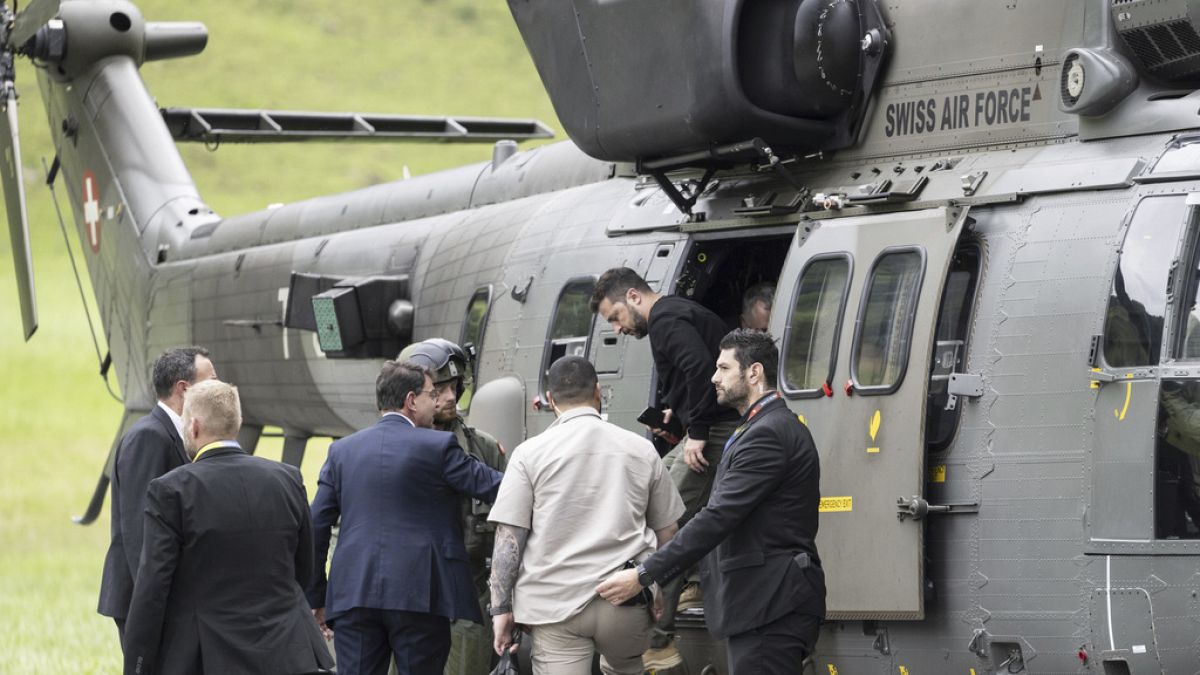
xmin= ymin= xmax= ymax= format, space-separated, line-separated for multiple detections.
xmin=0 ymin=1 xmax=557 ymax=670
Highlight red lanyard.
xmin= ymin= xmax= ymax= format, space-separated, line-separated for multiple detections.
xmin=724 ymin=391 xmax=781 ymax=451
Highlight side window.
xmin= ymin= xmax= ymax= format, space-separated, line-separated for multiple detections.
xmin=851 ymin=248 xmax=926 ymax=394
xmin=541 ymin=278 xmax=596 ymax=397
xmin=926 ymin=245 xmax=981 ymax=452
xmin=461 ymin=286 xmax=492 ymax=356
xmin=1103 ymin=197 xmax=1187 ymax=367
xmin=782 ymin=255 xmax=852 ymax=396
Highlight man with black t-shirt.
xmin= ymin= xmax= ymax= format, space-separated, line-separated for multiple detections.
xmin=591 ymin=267 xmax=739 ymax=668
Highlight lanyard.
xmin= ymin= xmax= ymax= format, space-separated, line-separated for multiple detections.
xmin=192 ymin=440 xmax=240 ymax=462
xmin=724 ymin=391 xmax=781 ymax=451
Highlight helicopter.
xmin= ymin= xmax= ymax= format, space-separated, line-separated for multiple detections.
xmin=6 ymin=0 xmax=1200 ymax=673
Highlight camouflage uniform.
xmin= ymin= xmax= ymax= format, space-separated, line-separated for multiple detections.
xmin=393 ymin=337 xmax=506 ymax=674
xmin=442 ymin=415 xmax=507 ymax=675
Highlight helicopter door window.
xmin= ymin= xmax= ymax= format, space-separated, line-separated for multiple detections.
xmin=781 ymin=254 xmax=852 ymax=397
xmin=926 ymin=245 xmax=981 ymax=452
xmin=851 ymin=247 xmax=926 ymax=394
xmin=540 ymin=277 xmax=597 ymax=400
xmin=1102 ymin=197 xmax=1186 ymax=367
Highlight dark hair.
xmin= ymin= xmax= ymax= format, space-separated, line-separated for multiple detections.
xmin=742 ymin=282 xmax=775 ymax=313
xmin=377 ymin=360 xmax=429 ymax=411
xmin=152 ymin=346 xmax=211 ymax=400
xmin=547 ymin=355 xmax=599 ymax=406
xmin=590 ymin=267 xmax=652 ymax=313
xmin=719 ymin=329 xmax=779 ymax=388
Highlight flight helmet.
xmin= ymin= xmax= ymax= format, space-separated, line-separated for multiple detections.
xmin=398 ymin=338 xmax=472 ymax=400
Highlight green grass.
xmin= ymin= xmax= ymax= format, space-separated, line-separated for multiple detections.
xmin=0 ymin=1 xmax=557 ymax=670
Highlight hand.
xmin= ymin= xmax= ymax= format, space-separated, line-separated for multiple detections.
xmin=312 ymin=607 xmax=333 ymax=641
xmin=595 ymin=568 xmax=643 ymax=606
xmin=683 ymin=437 xmax=708 ymax=473
xmin=647 ymin=409 xmax=680 ymax=445
xmin=493 ymin=612 xmax=517 ymax=656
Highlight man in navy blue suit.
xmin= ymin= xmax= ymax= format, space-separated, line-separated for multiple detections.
xmin=307 ymin=359 xmax=504 ymax=675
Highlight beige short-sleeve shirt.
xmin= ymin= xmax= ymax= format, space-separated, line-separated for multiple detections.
xmin=488 ymin=407 xmax=684 ymax=625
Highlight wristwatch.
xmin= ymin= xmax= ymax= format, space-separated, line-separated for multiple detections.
xmin=635 ymin=563 xmax=654 ymax=588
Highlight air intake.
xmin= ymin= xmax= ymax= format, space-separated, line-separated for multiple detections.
xmin=1113 ymin=0 xmax=1200 ymax=81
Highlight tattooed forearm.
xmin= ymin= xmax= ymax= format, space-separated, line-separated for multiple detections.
xmin=489 ymin=524 xmax=529 ymax=611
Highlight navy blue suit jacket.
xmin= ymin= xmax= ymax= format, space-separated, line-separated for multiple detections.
xmin=307 ymin=414 xmax=503 ymax=624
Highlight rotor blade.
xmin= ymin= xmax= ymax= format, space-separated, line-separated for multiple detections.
xmin=1 ymin=86 xmax=37 ymax=339
xmin=10 ymin=0 xmax=60 ymax=46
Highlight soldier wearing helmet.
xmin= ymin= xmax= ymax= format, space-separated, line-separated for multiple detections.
xmin=397 ymin=338 xmax=507 ymax=674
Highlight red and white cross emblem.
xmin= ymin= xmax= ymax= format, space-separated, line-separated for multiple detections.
xmin=83 ymin=169 xmax=101 ymax=253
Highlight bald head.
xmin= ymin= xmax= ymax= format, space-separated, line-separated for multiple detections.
xmin=182 ymin=380 xmax=242 ymax=458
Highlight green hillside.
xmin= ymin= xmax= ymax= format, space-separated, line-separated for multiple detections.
xmin=0 ymin=1 xmax=558 ymax=670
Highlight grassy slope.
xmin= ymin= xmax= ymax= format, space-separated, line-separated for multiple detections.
xmin=0 ymin=1 xmax=557 ymax=670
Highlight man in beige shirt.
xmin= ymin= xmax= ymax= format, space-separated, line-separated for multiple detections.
xmin=488 ymin=356 xmax=684 ymax=675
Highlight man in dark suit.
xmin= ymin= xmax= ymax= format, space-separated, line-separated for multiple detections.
xmin=307 ymin=360 xmax=504 ymax=675
xmin=123 ymin=379 xmax=332 ymax=675
xmin=98 ymin=346 xmax=217 ymax=645
xmin=597 ymin=329 xmax=826 ymax=674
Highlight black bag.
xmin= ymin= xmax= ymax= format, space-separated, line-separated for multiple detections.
xmin=489 ymin=630 xmax=521 ymax=675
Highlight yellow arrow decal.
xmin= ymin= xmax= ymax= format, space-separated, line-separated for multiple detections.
xmin=1114 ymin=373 xmax=1132 ymax=421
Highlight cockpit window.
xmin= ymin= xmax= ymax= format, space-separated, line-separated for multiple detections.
xmin=1103 ymin=197 xmax=1187 ymax=367
xmin=1157 ymin=379 xmax=1200 ymax=539
xmin=852 ymin=248 xmax=926 ymax=393
xmin=1171 ymin=207 xmax=1200 ymax=361
xmin=782 ymin=255 xmax=851 ymax=396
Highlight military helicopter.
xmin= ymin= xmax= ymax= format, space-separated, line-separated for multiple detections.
xmin=8 ymin=0 xmax=1200 ymax=672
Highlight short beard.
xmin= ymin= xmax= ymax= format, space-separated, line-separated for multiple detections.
xmin=629 ymin=307 xmax=649 ymax=339
xmin=433 ymin=409 xmax=456 ymax=428
xmin=716 ymin=377 xmax=750 ymax=411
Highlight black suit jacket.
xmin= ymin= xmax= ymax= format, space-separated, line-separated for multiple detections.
xmin=123 ymin=444 xmax=333 ymax=675
xmin=99 ymin=405 xmax=188 ymax=620
xmin=642 ymin=395 xmax=826 ymax=638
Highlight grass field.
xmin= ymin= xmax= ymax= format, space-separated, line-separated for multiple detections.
xmin=0 ymin=2 xmax=557 ymax=671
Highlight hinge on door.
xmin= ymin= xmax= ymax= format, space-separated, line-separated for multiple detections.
xmin=871 ymin=625 xmax=891 ymax=655
xmin=944 ymin=372 xmax=983 ymax=410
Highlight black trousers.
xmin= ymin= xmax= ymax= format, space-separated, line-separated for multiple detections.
xmin=332 ymin=608 xmax=451 ymax=675
xmin=726 ymin=610 xmax=820 ymax=675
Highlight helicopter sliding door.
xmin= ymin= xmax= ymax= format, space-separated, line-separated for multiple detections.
xmin=774 ymin=207 xmax=969 ymax=619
